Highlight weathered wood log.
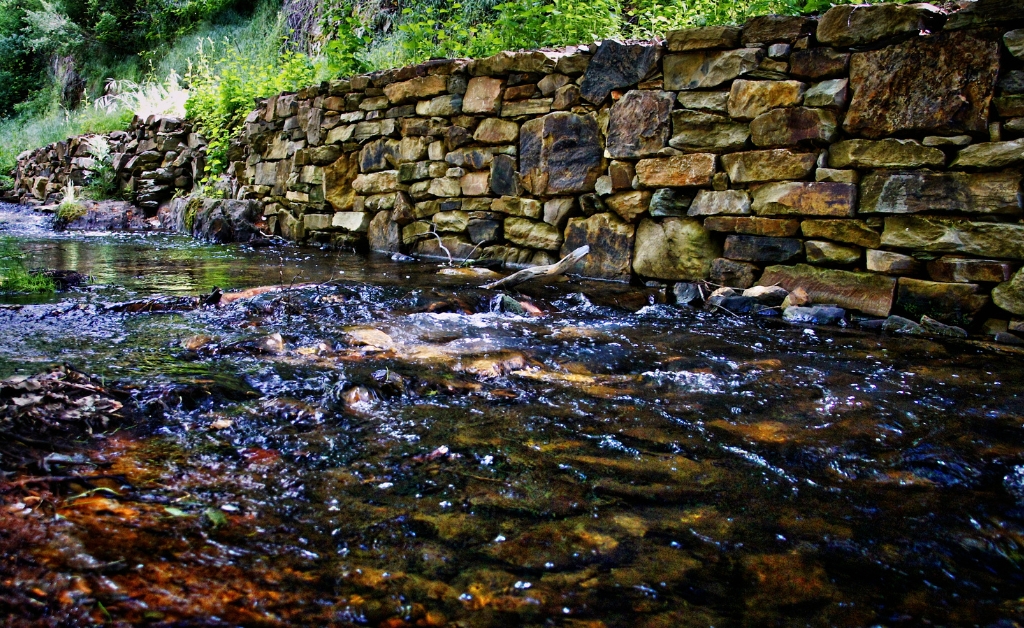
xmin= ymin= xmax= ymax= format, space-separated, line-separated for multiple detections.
xmin=481 ymin=245 xmax=590 ymax=290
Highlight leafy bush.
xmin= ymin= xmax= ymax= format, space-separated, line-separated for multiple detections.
xmin=83 ymin=135 xmax=118 ymax=199
xmin=0 ymin=237 xmax=54 ymax=294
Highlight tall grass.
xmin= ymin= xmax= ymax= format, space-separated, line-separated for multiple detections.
xmin=0 ymin=238 xmax=55 ymax=294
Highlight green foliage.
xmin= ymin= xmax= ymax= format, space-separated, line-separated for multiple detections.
xmin=83 ymin=135 xmax=118 ymax=199
xmin=320 ymin=1 xmax=371 ymax=77
xmin=0 ymin=237 xmax=55 ymax=294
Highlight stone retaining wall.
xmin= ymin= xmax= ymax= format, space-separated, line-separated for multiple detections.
xmin=9 ymin=115 xmax=205 ymax=212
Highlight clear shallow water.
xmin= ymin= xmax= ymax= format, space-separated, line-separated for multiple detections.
xmin=2 ymin=204 xmax=1024 ymax=626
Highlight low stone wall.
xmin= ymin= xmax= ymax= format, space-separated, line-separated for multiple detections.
xmin=232 ymin=1 xmax=1024 ymax=327
xmin=9 ymin=115 xmax=205 ymax=212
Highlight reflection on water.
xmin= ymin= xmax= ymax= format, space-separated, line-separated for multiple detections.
xmin=2 ymin=203 xmax=1024 ymax=626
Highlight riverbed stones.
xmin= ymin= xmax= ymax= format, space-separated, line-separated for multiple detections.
xmin=688 ymin=190 xmax=751 ymax=216
xmin=606 ymin=90 xmax=674 ymax=158
xmin=635 ymin=154 xmax=717 ymax=188
xmin=728 ymin=80 xmax=807 ymax=120
xmin=520 ymin=112 xmax=603 ymax=195
xmin=704 ymin=216 xmax=801 ymax=237
xmin=752 ymin=182 xmax=857 ymax=217
xmin=952 ymin=139 xmax=1024 ymax=169
xmin=759 ymin=264 xmax=897 ymax=316
xmin=580 ymin=40 xmax=661 ymax=104
xmin=844 ymin=31 xmax=1001 ymax=138
xmin=720 ymin=149 xmax=816 ymax=183
xmin=881 ymin=216 xmax=1024 ymax=260
xmin=860 ymin=170 xmax=1022 ymax=214
xmin=817 ymin=3 xmax=944 ymax=48
xmin=664 ymin=48 xmax=764 ymax=91
xmin=724 ymin=235 xmax=803 ymax=262
xmin=668 ymin=110 xmax=749 ymax=152
xmin=561 ymin=213 xmax=635 ymax=281
xmin=896 ymin=277 xmax=988 ymax=325
xmin=750 ymin=107 xmax=838 ymax=147
xmin=632 ymin=217 xmax=720 ymax=280
xmin=667 ymin=25 xmax=741 ymax=51
xmin=801 ymin=219 xmax=880 ymax=248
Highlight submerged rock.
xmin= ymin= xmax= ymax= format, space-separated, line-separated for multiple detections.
xmin=783 ymin=305 xmax=846 ymax=325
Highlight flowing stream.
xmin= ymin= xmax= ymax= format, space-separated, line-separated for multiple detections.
xmin=2 ymin=203 xmax=1024 ymax=627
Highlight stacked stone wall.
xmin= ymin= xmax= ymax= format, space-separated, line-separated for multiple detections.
xmin=10 ymin=116 xmax=205 ymax=212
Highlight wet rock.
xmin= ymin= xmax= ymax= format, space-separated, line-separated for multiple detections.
xmin=783 ymin=305 xmax=846 ymax=325
xmin=829 ymin=139 xmax=945 ymax=169
xmin=750 ymin=107 xmax=838 ymax=147
xmin=882 ymin=314 xmax=927 ymax=335
xmin=817 ymin=3 xmax=944 ymax=48
xmin=368 ymin=210 xmax=400 ymax=252
xmin=895 ymin=277 xmax=988 ymax=326
xmin=561 ymin=212 xmax=635 ymax=281
xmin=664 ymin=48 xmax=764 ymax=91
xmin=759 ymin=264 xmax=897 ymax=316
xmin=751 ymin=182 xmax=857 ymax=217
xmin=704 ymin=216 xmax=801 ymax=237
xmin=633 ymin=217 xmax=720 ymax=280
xmin=728 ymin=80 xmax=807 ymax=121
xmin=951 ymin=139 xmax=1024 ymax=169
xmin=488 ymin=154 xmax=521 ymax=198
xmin=504 ymin=217 xmax=562 ymax=251
xmin=743 ymin=284 xmax=789 ymax=306
xmin=880 ymin=215 xmax=1024 ymax=260
xmin=635 ymin=154 xmax=717 ymax=188
xmin=665 ymin=110 xmax=747 ymax=155
xmin=845 ymin=31 xmax=1000 ymax=138
xmin=805 ymin=240 xmax=861 ymax=265
xmin=580 ymin=40 xmax=661 ymax=104
xmin=800 ymin=219 xmax=879 ymax=248
xmin=433 ymin=210 xmax=469 ymax=233
xmin=606 ymin=90 xmax=674 ymax=158
xmin=673 ymin=282 xmax=702 ymax=305
xmin=688 ymin=190 xmax=751 ymax=216
xmin=487 ymin=522 xmax=619 ymax=570
xmin=789 ymin=48 xmax=850 ymax=80
xmin=866 ymin=249 xmax=923 ymax=275
xmin=860 ymin=170 xmax=1022 ymax=215
xmin=991 ymin=268 xmax=1024 ymax=315
xmin=927 ymin=256 xmax=1015 ymax=283
xmin=185 ymin=198 xmax=263 ymax=243
xmin=332 ymin=212 xmax=372 ymax=232
xmin=724 ymin=235 xmax=803 ymax=263
xmin=520 ymin=112 xmax=603 ymax=195
xmin=666 ymin=25 xmax=741 ymax=51
xmin=720 ymin=149 xmax=817 ymax=183
xmin=920 ymin=315 xmax=968 ymax=338
xmin=605 ymin=190 xmax=652 ymax=222
xmin=803 ymin=78 xmax=848 ymax=109
xmin=1007 ymin=30 xmax=1024 ymax=59
xmin=710 ymin=258 xmax=759 ymax=288
xmin=649 ymin=188 xmax=693 ymax=217
xmin=467 ymin=218 xmax=502 ymax=244
xmin=780 ymin=286 xmax=809 ymax=308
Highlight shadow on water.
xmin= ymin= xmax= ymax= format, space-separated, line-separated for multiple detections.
xmin=2 ymin=202 xmax=1024 ymax=626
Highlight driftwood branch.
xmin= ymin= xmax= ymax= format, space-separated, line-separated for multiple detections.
xmin=482 ymin=245 xmax=589 ymax=290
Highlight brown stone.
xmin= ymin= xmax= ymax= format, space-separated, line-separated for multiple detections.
xmin=609 ymin=161 xmax=635 ymax=190
xmin=881 ymin=215 xmax=1024 ymax=260
xmin=664 ymin=48 xmax=764 ymax=91
xmin=752 ymin=182 xmax=857 ymax=217
xmin=759 ymin=264 xmax=897 ymax=316
xmin=635 ymin=154 xmax=716 ymax=188
xmin=944 ymin=0 xmax=1024 ymax=29
xmin=561 ymin=213 xmax=636 ymax=281
xmin=606 ymin=90 xmax=674 ymax=158
xmin=866 ymin=249 xmax=923 ymax=275
xmin=802 ymin=79 xmax=848 ymax=109
xmin=952 ymin=139 xmax=1024 ymax=169
xmin=805 ymin=240 xmax=862 ymax=265
xmin=605 ymin=190 xmax=652 ymax=222
xmin=895 ymin=277 xmax=988 ymax=326
xmin=538 ymin=73 xmax=570 ymax=97
xmin=384 ymin=75 xmax=448 ymax=104
xmin=789 ymin=48 xmax=849 ymax=80
xmin=742 ymin=15 xmax=815 ymax=44
xmin=504 ymin=217 xmax=562 ymax=250
xmin=844 ymin=31 xmax=1001 ymax=139
xmin=817 ymin=3 xmax=944 ymax=48
xmin=666 ymin=26 xmax=741 ymax=51
xmin=580 ymin=40 xmax=661 ymax=104
xmin=633 ymin=217 xmax=721 ymax=280
xmin=828 ymin=139 xmax=945 ymax=169
xmin=927 ymin=256 xmax=1015 ymax=283
xmin=688 ymin=190 xmax=751 ymax=216
xmin=552 ymin=84 xmax=581 ymax=110
xmin=720 ymin=149 xmax=817 ymax=183
xmin=668 ymin=110 xmax=749 ymax=153
xmin=520 ymin=112 xmax=604 ymax=195
xmin=724 ymin=235 xmax=803 ymax=262
xmin=676 ymin=91 xmax=730 ymax=112
xmin=460 ymin=171 xmax=490 ymax=196
xmin=815 ymin=168 xmax=859 ymax=184
xmin=860 ymin=170 xmax=1022 ymax=215
xmin=500 ymin=99 xmax=552 ymax=117
xmin=801 ymin=219 xmax=880 ymax=248
xmin=367 ymin=210 xmax=400 ymax=252
xmin=463 ymin=77 xmax=503 ymax=114
xmin=704 ymin=216 xmax=801 ymax=237
xmin=993 ymin=268 xmax=1024 ymax=316
xmin=727 ymin=80 xmax=807 ymax=120
xmin=710 ymin=258 xmax=760 ymax=288
xmin=750 ymin=107 xmax=838 ymax=147
xmin=324 ymin=154 xmax=359 ymax=211
xmin=470 ymin=50 xmax=558 ymax=76
xmin=474 ymin=118 xmax=519 ymax=144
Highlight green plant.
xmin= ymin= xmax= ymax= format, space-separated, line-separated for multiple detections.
xmin=83 ymin=134 xmax=118 ymax=199
xmin=0 ymin=237 xmax=54 ymax=294
xmin=183 ymin=195 xmax=202 ymax=232
xmin=55 ymin=179 xmax=87 ymax=225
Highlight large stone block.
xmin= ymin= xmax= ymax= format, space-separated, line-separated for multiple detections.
xmin=828 ymin=139 xmax=945 ymax=169
xmin=860 ymin=170 xmax=1022 ymax=214
xmin=688 ymin=190 xmax=751 ymax=216
xmin=993 ymin=268 xmax=1024 ymax=315
xmin=470 ymin=50 xmax=558 ymax=76
xmin=676 ymin=91 xmax=730 ymax=112
xmin=384 ymin=75 xmax=448 ymax=104
xmin=742 ymin=15 xmax=815 ymax=44
xmin=666 ymin=26 xmax=741 ymax=51
xmin=367 ymin=210 xmax=400 ymax=252
xmin=605 ymin=190 xmax=652 ymax=222
xmin=789 ymin=48 xmax=849 ymax=80
xmin=881 ymin=215 xmax=1024 ymax=260
xmin=580 ymin=40 xmax=661 ymax=104
xmin=727 ymin=80 xmax=807 ymax=120
xmin=817 ymin=3 xmax=944 ymax=48
xmin=927 ymin=256 xmax=1015 ymax=283
xmin=561 ymin=213 xmax=636 ymax=281
xmin=474 ymin=118 xmax=519 ymax=144
xmin=668 ymin=110 xmax=750 ymax=153
xmin=750 ymin=107 xmax=838 ymax=147
xmin=951 ymin=139 xmax=1024 ymax=169
xmin=758 ymin=264 xmax=897 ymax=316
xmin=710 ymin=258 xmax=760 ymax=289
xmin=704 ymin=216 xmax=800 ymax=237
xmin=332 ymin=212 xmax=372 ymax=232
xmin=804 ymin=240 xmax=861 ymax=265
xmin=462 ymin=77 xmax=504 ymax=114
xmin=632 ymin=217 xmax=720 ymax=280
xmin=751 ymin=182 xmax=857 ymax=217
xmin=866 ymin=249 xmax=923 ymax=275
xmin=895 ymin=277 xmax=988 ymax=326
xmin=324 ymin=154 xmax=359 ymax=211
xmin=664 ymin=48 xmax=764 ymax=91
xmin=635 ymin=154 xmax=716 ymax=188
xmin=724 ymin=235 xmax=803 ymax=262
xmin=505 ymin=217 xmax=563 ymax=250
xmin=803 ymin=79 xmax=848 ymax=109
xmin=520 ymin=112 xmax=603 ymax=195
xmin=606 ymin=90 xmax=674 ymax=158
xmin=844 ymin=31 xmax=1000 ymax=139
xmin=720 ymin=149 xmax=817 ymax=183
xmin=800 ymin=219 xmax=880 ymax=248
xmin=353 ymin=170 xmax=401 ymax=195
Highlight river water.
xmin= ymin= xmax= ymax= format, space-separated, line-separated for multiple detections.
xmin=2 ymin=203 xmax=1024 ymax=627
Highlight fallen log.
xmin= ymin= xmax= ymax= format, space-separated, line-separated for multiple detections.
xmin=481 ymin=245 xmax=589 ymax=290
